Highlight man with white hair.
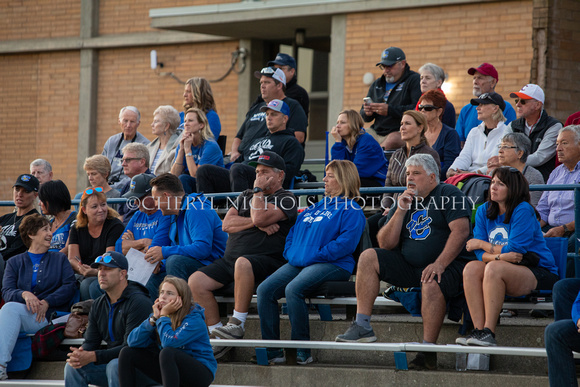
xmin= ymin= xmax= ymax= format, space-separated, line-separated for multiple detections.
xmin=336 ymin=154 xmax=473 ymax=370
xmin=102 ymin=106 xmax=150 ymax=188
xmin=455 ymin=63 xmax=516 ymax=143
xmin=29 ymin=159 xmax=53 ymax=185
xmin=507 ymin=84 xmax=562 ymax=181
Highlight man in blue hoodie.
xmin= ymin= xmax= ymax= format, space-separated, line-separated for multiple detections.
xmin=64 ymin=252 xmax=152 ymax=387
xmin=336 ymin=154 xmax=473 ymax=370
xmin=144 ymin=173 xmax=227 ymax=298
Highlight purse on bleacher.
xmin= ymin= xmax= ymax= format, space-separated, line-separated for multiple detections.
xmin=64 ymin=300 xmax=94 ymax=339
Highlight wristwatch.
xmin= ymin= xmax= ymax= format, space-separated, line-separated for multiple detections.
xmin=562 ymin=224 xmax=572 ymax=236
xmin=186 ymin=152 xmax=193 ymax=157
xmin=149 ymin=316 xmax=158 ymax=326
xmin=253 ymin=187 xmax=263 ymax=193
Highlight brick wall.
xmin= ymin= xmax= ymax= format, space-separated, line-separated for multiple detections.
xmin=343 ymin=1 xmax=534 ymax=121
xmin=0 ymin=0 xmax=80 ymax=40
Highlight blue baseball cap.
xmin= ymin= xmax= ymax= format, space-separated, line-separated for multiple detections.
xmin=260 ymin=99 xmax=290 ymax=116
xmin=268 ymin=53 xmax=297 ymax=69
xmin=90 ymin=251 xmax=129 ymax=271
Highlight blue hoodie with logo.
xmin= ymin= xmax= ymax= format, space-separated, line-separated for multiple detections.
xmin=284 ymin=196 xmax=366 ymax=273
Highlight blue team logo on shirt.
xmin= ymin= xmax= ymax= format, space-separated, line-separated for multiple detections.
xmin=406 ymin=209 xmax=432 ymax=240
xmin=489 ymin=226 xmax=509 ymax=246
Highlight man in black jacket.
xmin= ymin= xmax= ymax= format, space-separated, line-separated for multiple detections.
xmin=197 ymin=99 xmax=305 ymax=194
xmin=64 ymin=252 xmax=152 ymax=387
xmin=361 ymin=47 xmax=421 ymax=150
xmin=507 ymin=84 xmax=562 ymax=181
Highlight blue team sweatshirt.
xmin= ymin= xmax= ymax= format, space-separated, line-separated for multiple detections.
xmin=161 ymin=193 xmax=227 ymax=265
xmin=115 ymin=210 xmax=171 ymax=253
xmin=473 ymin=201 xmax=558 ymax=274
xmin=127 ymin=303 xmax=217 ymax=378
xmin=284 ymin=196 xmax=366 ymax=273
xmin=331 ymin=131 xmax=387 ymax=186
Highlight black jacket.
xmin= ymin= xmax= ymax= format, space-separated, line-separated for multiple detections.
xmin=361 ymin=64 xmax=422 ymax=136
xmin=511 ymin=110 xmax=561 ymax=181
xmin=82 ymin=280 xmax=152 ymax=365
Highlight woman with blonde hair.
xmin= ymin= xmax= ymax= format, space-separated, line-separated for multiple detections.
xmin=171 ymin=108 xmax=224 ymax=194
xmin=256 ymin=160 xmax=366 ymax=364
xmin=182 ymin=77 xmax=221 ymax=138
xmin=68 ymin=187 xmax=124 ymax=300
xmin=330 ymin=109 xmax=387 ymax=187
xmin=79 ymin=155 xmax=121 ymax=202
xmin=119 ymin=276 xmax=216 ymax=387
xmin=147 ymin=105 xmax=182 ymax=175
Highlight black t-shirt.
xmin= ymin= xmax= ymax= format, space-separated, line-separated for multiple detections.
xmin=69 ymin=217 xmax=125 ymax=265
xmin=0 ymin=208 xmax=39 ymax=261
xmin=223 ymin=189 xmax=298 ymax=262
xmin=385 ymin=183 xmax=472 ymax=268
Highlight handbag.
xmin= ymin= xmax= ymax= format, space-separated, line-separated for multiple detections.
xmin=517 ymin=251 xmax=540 ymax=268
xmin=64 ymin=299 xmax=94 ymax=339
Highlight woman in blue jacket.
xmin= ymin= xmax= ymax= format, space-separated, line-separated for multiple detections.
xmin=330 ymin=109 xmax=387 ymax=187
xmin=256 ymin=160 xmax=366 ymax=365
xmin=456 ymin=167 xmax=558 ymax=347
xmin=0 ymin=214 xmax=77 ymax=380
xmin=119 ymin=276 xmax=216 ymax=387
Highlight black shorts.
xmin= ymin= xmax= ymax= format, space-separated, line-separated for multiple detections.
xmin=197 ymin=254 xmax=285 ymax=287
xmin=375 ymin=248 xmax=467 ymax=300
xmin=529 ymin=266 xmax=560 ymax=291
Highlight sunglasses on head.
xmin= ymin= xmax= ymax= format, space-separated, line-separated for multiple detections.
xmin=94 ymin=253 xmax=120 ymax=267
xmin=82 ymin=186 xmax=104 ymax=200
xmin=260 ymin=67 xmax=276 ymax=75
xmin=418 ymin=105 xmax=439 ymax=112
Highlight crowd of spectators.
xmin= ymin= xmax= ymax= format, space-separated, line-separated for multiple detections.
xmin=1 ymin=47 xmax=579 ymax=385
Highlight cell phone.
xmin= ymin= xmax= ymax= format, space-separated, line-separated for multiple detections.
xmin=363 ymin=97 xmax=372 ymax=105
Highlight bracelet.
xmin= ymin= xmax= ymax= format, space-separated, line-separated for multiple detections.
xmin=495 ymin=254 xmax=500 ymax=261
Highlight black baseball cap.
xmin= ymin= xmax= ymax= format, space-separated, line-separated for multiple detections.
xmin=248 ymin=151 xmax=286 ymax=171
xmin=376 ymin=47 xmax=406 ymax=67
xmin=14 ymin=174 xmax=39 ymax=192
xmin=122 ymin=173 xmax=155 ymax=199
xmin=470 ymin=92 xmax=506 ymax=111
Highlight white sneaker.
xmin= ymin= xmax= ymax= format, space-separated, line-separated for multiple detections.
xmin=0 ymin=365 xmax=7 ymax=380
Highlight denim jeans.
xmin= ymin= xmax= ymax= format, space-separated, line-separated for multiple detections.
xmin=64 ymin=359 xmax=119 ymax=387
xmin=179 ymin=174 xmax=198 ymax=195
xmin=257 ymin=263 xmax=350 ymax=341
xmin=0 ymin=302 xmax=48 ymax=367
xmin=79 ymin=277 xmax=99 ymax=301
xmin=553 ymin=278 xmax=580 ymax=321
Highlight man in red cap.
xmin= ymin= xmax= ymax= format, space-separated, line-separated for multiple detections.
xmin=455 ymin=63 xmax=517 ymax=143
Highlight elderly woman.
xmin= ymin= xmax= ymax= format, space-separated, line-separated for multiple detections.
xmin=0 ymin=214 xmax=76 ymax=380
xmin=147 ymin=105 xmax=182 ymax=176
xmin=79 ymin=155 xmax=121 ymax=202
xmin=417 ymin=63 xmax=456 ymax=128
xmin=447 ymin=92 xmax=511 ymax=177
xmin=497 ymin=133 xmax=544 ymax=207
xmin=418 ymin=89 xmax=461 ymax=179
xmin=256 ymin=160 xmax=366 ymax=365
xmin=171 ymin=108 xmax=223 ymax=195
xmin=330 ymin=109 xmax=387 ymax=187
xmin=68 ymin=187 xmax=124 ymax=300
xmin=456 ymin=167 xmax=558 ymax=347
xmin=182 ymin=77 xmax=221 ymax=139
xmin=39 ymin=180 xmax=77 ymax=254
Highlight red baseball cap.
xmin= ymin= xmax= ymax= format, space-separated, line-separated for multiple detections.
xmin=467 ymin=63 xmax=499 ymax=81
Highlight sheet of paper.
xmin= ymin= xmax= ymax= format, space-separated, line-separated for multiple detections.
xmin=125 ymin=248 xmax=156 ymax=286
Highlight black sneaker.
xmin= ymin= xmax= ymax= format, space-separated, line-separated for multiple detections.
xmin=408 ymin=352 xmax=437 ymax=370
xmin=456 ymin=329 xmax=481 ymax=346
xmin=466 ymin=327 xmax=497 ymax=346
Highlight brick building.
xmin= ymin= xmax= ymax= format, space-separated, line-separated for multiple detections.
xmin=0 ymin=0 xmax=579 ymax=206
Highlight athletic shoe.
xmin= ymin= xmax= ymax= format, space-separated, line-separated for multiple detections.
xmin=213 ymin=317 xmax=245 ymax=340
xmin=408 ymin=352 xmax=437 ymax=370
xmin=335 ymin=321 xmax=377 ymax=343
xmin=297 ymin=349 xmax=314 ymax=365
xmin=0 ymin=365 xmax=7 ymax=380
xmin=466 ymin=328 xmax=497 ymax=346
xmin=250 ymin=348 xmax=286 ymax=364
xmin=210 ymin=334 xmax=232 ymax=360
xmin=455 ymin=329 xmax=482 ymax=346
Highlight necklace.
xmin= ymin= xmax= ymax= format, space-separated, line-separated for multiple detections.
xmin=52 ymin=210 xmax=72 ymax=232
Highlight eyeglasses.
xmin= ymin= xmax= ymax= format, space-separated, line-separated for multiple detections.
xmin=94 ymin=253 xmax=121 ymax=267
xmin=378 ymin=61 xmax=401 ymax=70
xmin=121 ymin=157 xmax=141 ymax=164
xmin=497 ymin=145 xmax=518 ymax=150
xmin=82 ymin=186 xmax=103 ymax=200
xmin=418 ymin=105 xmax=439 ymax=112
xmin=514 ymin=98 xmax=529 ymax=105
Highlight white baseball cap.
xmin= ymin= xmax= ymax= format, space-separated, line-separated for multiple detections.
xmin=510 ymin=84 xmax=545 ymax=104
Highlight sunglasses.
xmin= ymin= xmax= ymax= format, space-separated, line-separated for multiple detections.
xmin=378 ymin=62 xmax=401 ymax=70
xmin=260 ymin=67 xmax=276 ymax=75
xmin=514 ymin=98 xmax=530 ymax=105
xmin=82 ymin=186 xmax=104 ymax=200
xmin=94 ymin=253 xmax=121 ymax=267
xmin=418 ymin=105 xmax=439 ymax=112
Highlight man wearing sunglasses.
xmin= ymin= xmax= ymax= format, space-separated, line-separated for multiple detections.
xmin=64 ymin=251 xmax=152 ymax=387
xmin=455 ymin=63 xmax=517 ymax=144
xmin=361 ymin=47 xmax=421 ymax=150
xmin=230 ymin=66 xmax=307 ymax=162
xmin=507 ymin=84 xmax=562 ymax=181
